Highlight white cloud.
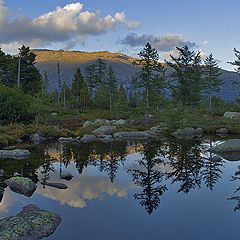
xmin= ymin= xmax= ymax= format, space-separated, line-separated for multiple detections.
xmin=0 ymin=1 xmax=139 ymax=52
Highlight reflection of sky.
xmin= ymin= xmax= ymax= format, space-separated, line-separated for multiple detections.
xmin=36 ymin=159 xmax=136 ymax=209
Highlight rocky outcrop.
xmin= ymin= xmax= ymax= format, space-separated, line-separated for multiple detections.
xmin=30 ymin=133 xmax=46 ymax=145
xmin=93 ymin=125 xmax=116 ymax=135
xmin=0 ymin=149 xmax=31 ymax=159
xmin=223 ymin=112 xmax=240 ymax=119
xmin=0 ymin=204 xmax=61 ymax=240
xmin=113 ymin=131 xmax=151 ymax=140
xmin=5 ymin=177 xmax=37 ymax=197
xmin=42 ymin=182 xmax=68 ymax=189
xmin=79 ymin=134 xmax=97 ymax=143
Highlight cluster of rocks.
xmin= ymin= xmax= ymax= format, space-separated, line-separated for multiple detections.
xmin=171 ymin=127 xmax=203 ymax=139
xmin=58 ymin=124 xmax=166 ymax=144
xmin=83 ymin=118 xmax=127 ymax=128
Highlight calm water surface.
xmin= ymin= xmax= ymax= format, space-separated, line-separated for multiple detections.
xmin=1 ymin=138 xmax=240 ymax=240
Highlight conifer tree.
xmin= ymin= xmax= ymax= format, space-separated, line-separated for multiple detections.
xmin=203 ymin=53 xmax=222 ymax=112
xmin=57 ymin=62 xmax=61 ymax=103
xmin=132 ymin=42 xmax=165 ymax=120
xmin=107 ymin=65 xmax=117 ymax=111
xmin=17 ymin=45 xmax=42 ymax=95
xmin=85 ymin=64 xmax=96 ymax=97
xmin=72 ymin=68 xmax=84 ymax=102
xmin=166 ymin=45 xmax=203 ymax=106
xmin=113 ymin=84 xmax=129 ymax=118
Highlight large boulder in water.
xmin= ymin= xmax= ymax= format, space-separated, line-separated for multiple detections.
xmin=0 ymin=204 xmax=61 ymax=240
xmin=93 ymin=125 xmax=116 ymax=135
xmin=0 ymin=149 xmax=31 ymax=159
xmin=5 ymin=177 xmax=37 ymax=197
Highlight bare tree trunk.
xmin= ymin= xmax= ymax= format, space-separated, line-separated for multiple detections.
xmin=209 ymin=91 xmax=212 ymax=112
xmin=146 ymin=88 xmax=150 ymax=123
xmin=17 ymin=54 xmax=21 ymax=88
xmin=110 ymin=92 xmax=112 ymax=111
xmin=63 ymin=88 xmax=66 ymax=109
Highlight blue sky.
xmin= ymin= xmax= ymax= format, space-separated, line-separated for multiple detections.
xmin=1 ymin=0 xmax=240 ymax=70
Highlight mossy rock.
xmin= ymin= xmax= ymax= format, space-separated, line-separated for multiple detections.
xmin=0 ymin=204 xmax=61 ymax=240
xmin=5 ymin=177 xmax=37 ymax=197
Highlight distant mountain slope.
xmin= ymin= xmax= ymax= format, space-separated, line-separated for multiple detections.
xmin=34 ymin=49 xmax=240 ymax=101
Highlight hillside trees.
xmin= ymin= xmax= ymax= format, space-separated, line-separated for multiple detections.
xmin=166 ymin=45 xmax=203 ymax=106
xmin=203 ymin=53 xmax=222 ymax=112
xmin=132 ymin=42 xmax=165 ymax=120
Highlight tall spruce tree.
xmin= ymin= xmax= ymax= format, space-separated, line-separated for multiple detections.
xmin=132 ymin=42 xmax=165 ymax=120
xmin=113 ymin=84 xmax=129 ymax=118
xmin=166 ymin=45 xmax=203 ymax=106
xmin=16 ymin=46 xmax=42 ymax=95
xmin=85 ymin=64 xmax=96 ymax=97
xmin=203 ymin=53 xmax=222 ymax=112
xmin=72 ymin=68 xmax=90 ymax=108
xmin=107 ymin=65 xmax=117 ymax=111
xmin=229 ymin=48 xmax=240 ymax=73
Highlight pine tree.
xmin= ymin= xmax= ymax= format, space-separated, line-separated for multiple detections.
xmin=132 ymin=42 xmax=165 ymax=120
xmin=95 ymin=58 xmax=107 ymax=86
xmin=85 ymin=64 xmax=96 ymax=97
xmin=107 ymin=66 xmax=117 ymax=111
xmin=203 ymin=53 xmax=222 ymax=112
xmin=113 ymin=84 xmax=129 ymax=118
xmin=229 ymin=48 xmax=240 ymax=73
xmin=166 ymin=45 xmax=203 ymax=106
xmin=94 ymin=83 xmax=109 ymax=109
xmin=17 ymin=45 xmax=42 ymax=95
xmin=72 ymin=68 xmax=90 ymax=108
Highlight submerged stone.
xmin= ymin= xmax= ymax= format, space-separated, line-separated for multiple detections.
xmin=0 ymin=204 xmax=61 ymax=240
xmin=42 ymin=182 xmax=68 ymax=189
xmin=5 ymin=177 xmax=37 ymax=197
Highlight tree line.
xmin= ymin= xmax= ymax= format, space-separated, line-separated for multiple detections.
xmin=1 ymin=42 xmax=240 ymax=125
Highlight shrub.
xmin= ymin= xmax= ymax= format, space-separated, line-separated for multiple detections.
xmin=0 ymin=84 xmax=34 ymax=125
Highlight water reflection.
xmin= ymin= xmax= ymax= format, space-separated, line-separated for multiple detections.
xmin=0 ymin=137 xmax=237 ymax=216
xmin=128 ymin=140 xmax=167 ymax=214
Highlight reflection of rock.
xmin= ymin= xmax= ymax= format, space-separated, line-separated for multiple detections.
xmin=114 ymin=131 xmax=151 ymax=140
xmin=215 ymin=152 xmax=240 ymax=161
xmin=216 ymin=128 xmax=228 ymax=138
xmin=0 ymin=204 xmax=61 ymax=240
xmin=93 ymin=125 xmax=116 ymax=135
xmin=61 ymin=173 xmax=73 ymax=181
xmin=210 ymin=155 xmax=222 ymax=162
xmin=5 ymin=177 xmax=37 ymax=197
xmin=210 ymin=139 xmax=240 ymax=152
xmin=42 ymin=182 xmax=68 ymax=189
xmin=0 ymin=149 xmax=31 ymax=159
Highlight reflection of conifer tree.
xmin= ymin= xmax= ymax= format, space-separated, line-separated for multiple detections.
xmin=228 ymin=166 xmax=240 ymax=211
xmin=166 ymin=138 xmax=204 ymax=193
xmin=0 ymin=171 xmax=6 ymax=203
xmin=95 ymin=142 xmax=127 ymax=182
xmin=40 ymin=162 xmax=55 ymax=187
xmin=61 ymin=144 xmax=73 ymax=168
xmin=202 ymin=140 xmax=224 ymax=190
xmin=129 ymin=141 xmax=167 ymax=215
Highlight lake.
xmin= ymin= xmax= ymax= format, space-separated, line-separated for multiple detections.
xmin=1 ymin=137 xmax=240 ymax=240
